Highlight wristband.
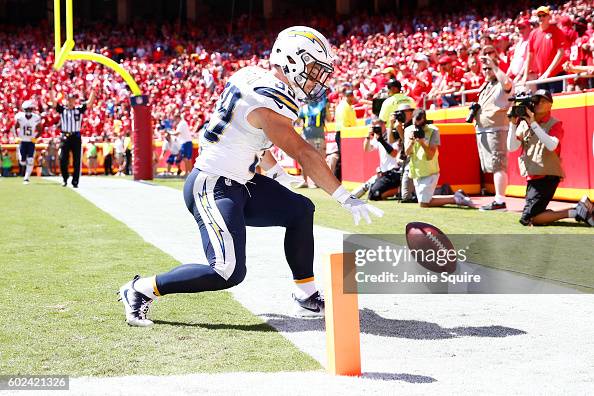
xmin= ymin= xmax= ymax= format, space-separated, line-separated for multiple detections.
xmin=332 ymin=185 xmax=351 ymax=204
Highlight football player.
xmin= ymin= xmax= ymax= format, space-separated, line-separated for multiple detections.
xmin=119 ymin=26 xmax=383 ymax=326
xmin=13 ymin=100 xmax=42 ymax=184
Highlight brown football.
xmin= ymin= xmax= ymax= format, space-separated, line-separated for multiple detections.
xmin=405 ymin=222 xmax=457 ymax=274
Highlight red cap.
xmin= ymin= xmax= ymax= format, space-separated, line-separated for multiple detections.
xmin=517 ymin=19 xmax=531 ymax=29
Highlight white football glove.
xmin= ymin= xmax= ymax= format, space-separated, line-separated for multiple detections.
xmin=266 ymin=163 xmax=304 ymax=188
xmin=332 ymin=186 xmax=384 ymax=225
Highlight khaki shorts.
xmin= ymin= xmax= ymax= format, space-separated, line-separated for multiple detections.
xmin=413 ymin=173 xmax=439 ymax=204
xmin=476 ymin=130 xmax=508 ymax=173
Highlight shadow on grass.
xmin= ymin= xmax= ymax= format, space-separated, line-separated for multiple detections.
xmin=361 ymin=371 xmax=437 ymax=383
xmin=152 ymin=319 xmax=276 ymax=332
xmin=261 ymin=308 xmax=527 ymax=340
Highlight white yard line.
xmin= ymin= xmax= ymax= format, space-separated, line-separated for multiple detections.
xmin=49 ymin=177 xmax=594 ymax=394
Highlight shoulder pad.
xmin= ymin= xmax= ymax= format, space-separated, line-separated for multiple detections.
xmin=252 ymin=81 xmax=299 ymax=121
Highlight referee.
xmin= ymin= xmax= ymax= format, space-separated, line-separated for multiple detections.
xmin=49 ymin=81 xmax=97 ymax=188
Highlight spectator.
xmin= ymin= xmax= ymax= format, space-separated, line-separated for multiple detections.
xmin=429 ymin=56 xmax=464 ymax=108
xmin=297 ymin=95 xmax=329 ymax=188
xmin=1 ymin=147 xmax=13 ymax=177
xmin=507 ymin=19 xmax=533 ymax=83
xmin=123 ymin=132 xmax=133 ymax=175
xmin=404 ymin=109 xmax=474 ymax=208
xmin=47 ymin=138 xmax=58 ymax=176
xmin=565 ymin=17 xmax=592 ymax=90
xmin=102 ymin=136 xmax=114 ymax=176
xmin=86 ymin=136 xmax=98 ymax=176
xmin=523 ymin=6 xmax=567 ymax=93
xmin=472 ymin=55 xmax=513 ymax=211
xmin=461 ymin=57 xmax=485 ymax=102
xmin=39 ymin=150 xmax=52 ymax=176
xmin=408 ymin=54 xmax=433 ymax=107
xmin=506 ymin=89 xmax=593 ymax=226
xmin=159 ymin=131 xmax=182 ymax=176
xmin=113 ymin=133 xmax=126 ymax=176
xmin=174 ymin=113 xmax=194 ymax=177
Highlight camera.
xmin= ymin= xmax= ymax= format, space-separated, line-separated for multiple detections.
xmin=413 ymin=126 xmax=425 ymax=139
xmin=393 ymin=110 xmax=406 ymax=124
xmin=465 ymin=102 xmax=481 ymax=123
xmin=507 ymin=94 xmax=535 ymax=119
xmin=372 ymin=125 xmax=382 ymax=136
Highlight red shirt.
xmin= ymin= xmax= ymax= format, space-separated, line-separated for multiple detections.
xmin=409 ymin=69 xmax=432 ymax=103
xmin=461 ymin=71 xmax=485 ymax=102
xmin=528 ymin=25 xmax=567 ymax=76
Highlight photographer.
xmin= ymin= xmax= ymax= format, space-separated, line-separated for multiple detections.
xmin=378 ymin=79 xmax=415 ymax=134
xmin=389 ymin=103 xmax=415 ymax=202
xmin=359 ymin=118 xmax=400 ymax=200
xmin=405 ymin=109 xmax=474 ymax=208
xmin=469 ymin=55 xmax=514 ymax=211
xmin=507 ymin=89 xmax=594 ymax=226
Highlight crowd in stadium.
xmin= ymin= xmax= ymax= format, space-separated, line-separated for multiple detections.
xmin=0 ymin=0 xmax=593 ymax=143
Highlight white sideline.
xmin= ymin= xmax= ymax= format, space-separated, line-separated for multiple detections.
xmin=50 ymin=177 xmax=594 ymax=394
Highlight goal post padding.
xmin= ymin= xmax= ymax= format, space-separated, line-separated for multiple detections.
xmin=131 ymin=95 xmax=153 ymax=181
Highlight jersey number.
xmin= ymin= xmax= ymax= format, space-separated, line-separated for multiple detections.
xmin=204 ymin=84 xmax=242 ymax=143
xmin=23 ymin=126 xmax=33 ymax=136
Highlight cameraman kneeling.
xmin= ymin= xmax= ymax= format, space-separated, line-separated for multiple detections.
xmin=507 ymin=89 xmax=594 ymax=226
xmin=362 ymin=118 xmax=401 ymax=200
xmin=405 ymin=109 xmax=474 ymax=208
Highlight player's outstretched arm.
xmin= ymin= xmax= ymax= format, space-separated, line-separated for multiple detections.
xmin=251 ymin=107 xmax=383 ymax=225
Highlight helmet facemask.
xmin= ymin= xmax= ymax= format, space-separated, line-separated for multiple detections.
xmin=293 ymin=53 xmax=333 ymax=101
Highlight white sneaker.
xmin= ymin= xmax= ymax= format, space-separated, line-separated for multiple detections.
xmin=118 ymin=275 xmax=154 ymax=327
xmin=454 ymin=189 xmax=473 ymax=207
xmin=292 ymin=291 xmax=325 ymax=318
xmin=23 ymin=179 xmax=30 ymax=185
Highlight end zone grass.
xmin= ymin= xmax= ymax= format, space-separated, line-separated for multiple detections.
xmin=0 ymin=178 xmax=320 ymax=376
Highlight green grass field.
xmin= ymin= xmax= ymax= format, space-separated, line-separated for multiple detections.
xmin=0 ymin=178 xmax=320 ymax=376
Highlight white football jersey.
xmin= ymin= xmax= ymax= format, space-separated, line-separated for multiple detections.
xmin=15 ymin=112 xmax=41 ymax=142
xmin=195 ymin=66 xmax=299 ymax=184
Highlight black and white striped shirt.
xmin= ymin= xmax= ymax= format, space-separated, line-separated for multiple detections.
xmin=56 ymin=103 xmax=87 ymax=134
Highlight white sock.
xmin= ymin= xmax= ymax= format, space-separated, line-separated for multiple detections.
xmin=134 ymin=276 xmax=159 ymax=299
xmin=294 ymin=278 xmax=316 ymax=300
xmin=25 ymin=164 xmax=33 ymax=180
xmin=494 ymin=195 xmax=506 ymax=204
xmin=569 ymin=209 xmax=577 ymax=218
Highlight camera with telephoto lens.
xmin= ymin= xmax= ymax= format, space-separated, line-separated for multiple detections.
xmin=465 ymin=102 xmax=481 ymax=123
xmin=393 ymin=110 xmax=406 ymax=124
xmin=507 ymin=94 xmax=535 ymax=119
